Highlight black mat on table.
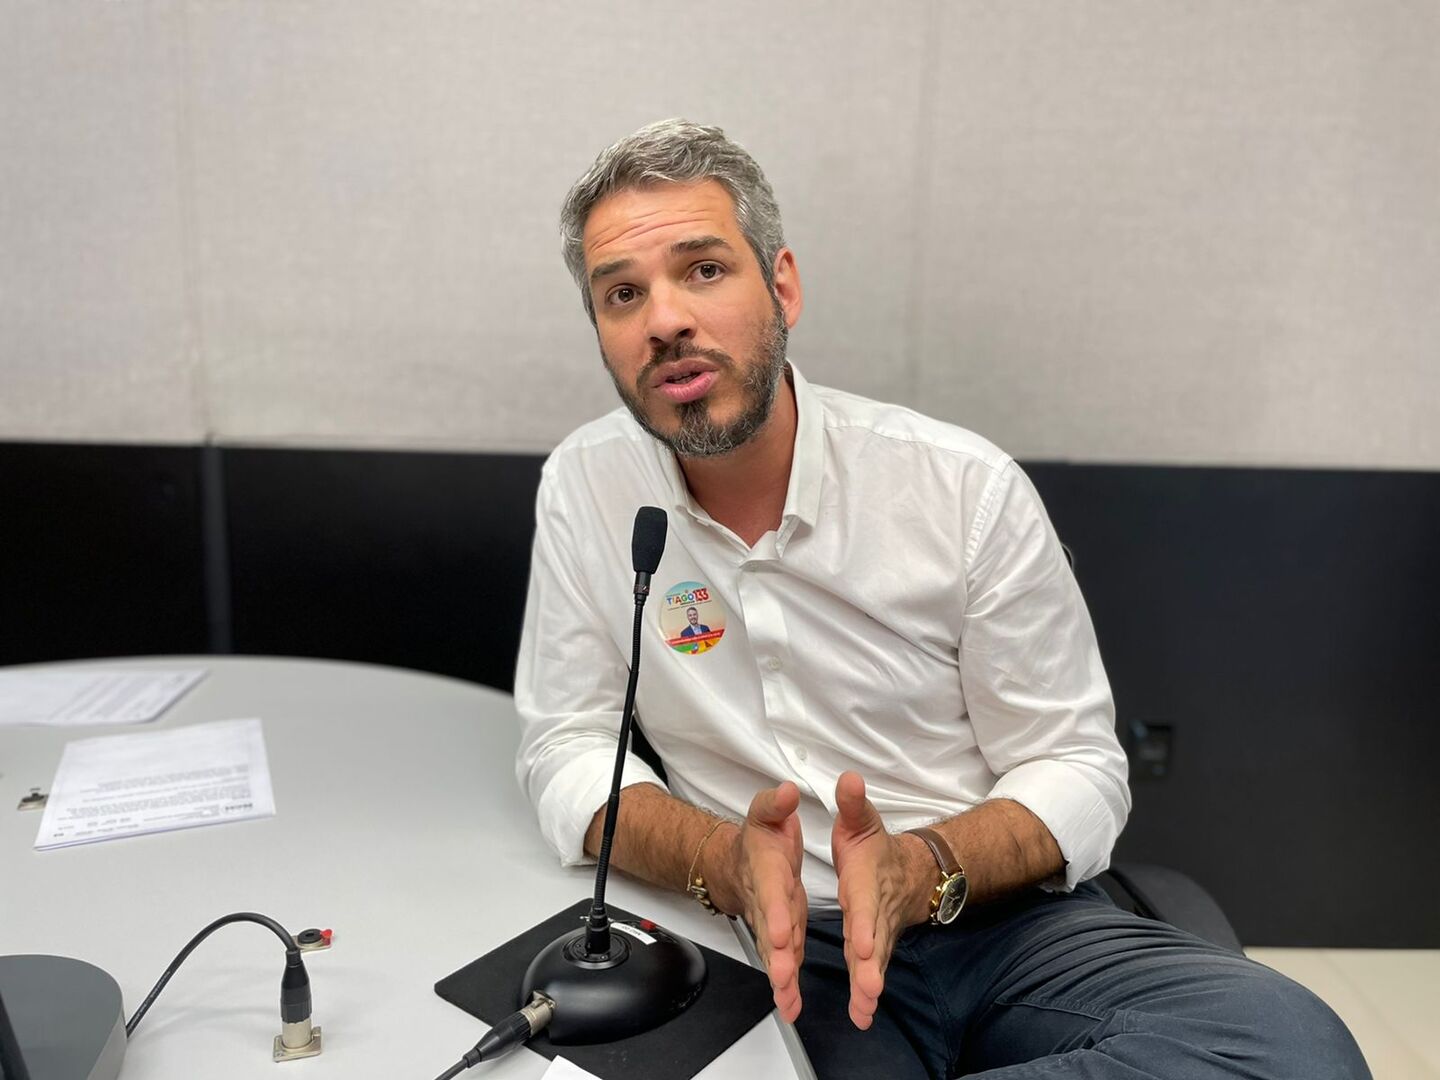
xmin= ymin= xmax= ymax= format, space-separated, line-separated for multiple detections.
xmin=435 ymin=900 xmax=775 ymax=1080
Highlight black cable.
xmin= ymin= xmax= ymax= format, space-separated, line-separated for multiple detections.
xmin=430 ymin=993 xmax=555 ymax=1079
xmin=125 ymin=911 xmax=300 ymax=1038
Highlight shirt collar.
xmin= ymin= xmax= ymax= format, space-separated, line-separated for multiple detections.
xmin=656 ymin=428 xmax=698 ymax=519
xmin=780 ymin=361 xmax=823 ymax=531
xmin=654 ymin=360 xmax=825 ymax=535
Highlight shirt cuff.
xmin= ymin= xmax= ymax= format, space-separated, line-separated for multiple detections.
xmin=534 ymin=747 xmax=668 ymax=867
xmin=986 ymin=757 xmax=1126 ymax=891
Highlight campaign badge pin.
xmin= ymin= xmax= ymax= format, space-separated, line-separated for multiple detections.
xmin=660 ymin=581 xmax=726 ymax=655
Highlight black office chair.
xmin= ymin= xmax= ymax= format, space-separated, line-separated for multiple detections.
xmin=1095 ymin=863 xmax=1243 ymax=953
xmin=1056 ymin=542 xmax=1243 ymax=953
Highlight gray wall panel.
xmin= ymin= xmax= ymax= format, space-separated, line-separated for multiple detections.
xmin=1 ymin=2 xmax=1434 ymax=467
xmin=0 ymin=1 xmax=202 ymax=443
xmin=917 ymin=1 xmax=1440 ymax=469
xmin=185 ymin=1 xmax=929 ymax=450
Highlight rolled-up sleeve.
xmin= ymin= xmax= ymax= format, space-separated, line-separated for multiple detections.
xmin=514 ymin=464 xmax=668 ymax=866
xmin=959 ymin=461 xmax=1130 ymax=890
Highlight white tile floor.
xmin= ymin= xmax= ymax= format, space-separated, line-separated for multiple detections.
xmin=1245 ymin=948 xmax=1440 ymax=1079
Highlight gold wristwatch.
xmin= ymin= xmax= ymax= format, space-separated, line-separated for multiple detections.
xmin=905 ymin=826 xmax=968 ymax=925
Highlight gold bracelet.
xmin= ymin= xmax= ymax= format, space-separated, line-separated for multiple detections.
xmin=686 ymin=818 xmax=730 ymax=915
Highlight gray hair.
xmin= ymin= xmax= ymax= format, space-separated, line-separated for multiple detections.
xmin=560 ymin=119 xmax=786 ymax=322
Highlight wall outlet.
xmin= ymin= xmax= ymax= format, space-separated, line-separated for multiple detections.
xmin=1127 ymin=720 xmax=1173 ymax=780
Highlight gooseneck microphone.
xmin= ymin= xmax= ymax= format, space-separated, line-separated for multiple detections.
xmin=630 ymin=504 xmax=667 ymax=596
xmin=519 ymin=506 xmax=707 ymax=1044
xmin=585 ymin=505 xmax=668 ymax=955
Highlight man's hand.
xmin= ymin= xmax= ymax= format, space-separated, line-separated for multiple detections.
xmin=831 ymin=771 xmax=932 ymax=1030
xmin=710 ymin=782 xmax=808 ymax=1023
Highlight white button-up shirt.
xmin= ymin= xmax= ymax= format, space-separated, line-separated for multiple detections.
xmin=515 ymin=365 xmax=1129 ymax=906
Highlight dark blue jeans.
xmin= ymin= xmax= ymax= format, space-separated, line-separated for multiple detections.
xmin=793 ymin=882 xmax=1370 ymax=1079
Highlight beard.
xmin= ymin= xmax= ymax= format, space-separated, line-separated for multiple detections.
xmin=602 ymin=300 xmax=789 ymax=459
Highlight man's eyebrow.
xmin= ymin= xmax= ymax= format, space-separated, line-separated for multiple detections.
xmin=670 ymin=235 xmax=734 ymax=256
xmin=588 ymin=237 xmax=736 ymax=285
xmin=589 ymin=257 xmax=633 ymax=285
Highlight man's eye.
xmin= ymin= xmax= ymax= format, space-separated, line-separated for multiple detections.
xmin=608 ymin=285 xmax=638 ymax=306
xmin=693 ymin=262 xmax=723 ymax=281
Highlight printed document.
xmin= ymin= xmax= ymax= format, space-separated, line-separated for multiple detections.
xmin=34 ymin=718 xmax=276 ymax=850
xmin=0 ymin=669 xmax=205 ymax=727
xmin=542 ymin=1059 xmax=603 ymax=1080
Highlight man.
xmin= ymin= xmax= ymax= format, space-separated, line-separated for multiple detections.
xmin=679 ymin=606 xmax=711 ymax=638
xmin=515 ymin=119 xmax=1367 ymax=1078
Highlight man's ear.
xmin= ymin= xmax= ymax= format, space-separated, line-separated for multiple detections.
xmin=771 ymin=248 xmax=804 ymax=329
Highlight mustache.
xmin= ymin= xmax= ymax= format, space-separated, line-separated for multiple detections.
xmin=636 ymin=340 xmax=734 ymax=392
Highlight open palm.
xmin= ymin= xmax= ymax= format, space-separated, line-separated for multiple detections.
xmin=736 ymin=781 xmax=808 ymax=1022
xmin=830 ymin=771 xmax=913 ymax=1030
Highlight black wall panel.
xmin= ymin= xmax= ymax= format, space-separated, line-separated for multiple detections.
xmin=0 ymin=442 xmax=208 ymax=665
xmin=4 ymin=440 xmax=1437 ymax=946
xmin=222 ymin=447 xmax=543 ymax=693
xmin=1027 ymin=464 xmax=1440 ymax=947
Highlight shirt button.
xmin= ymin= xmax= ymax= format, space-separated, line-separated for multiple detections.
xmin=766 ymin=657 xmax=783 ymax=672
xmin=795 ymin=745 xmax=809 ymax=762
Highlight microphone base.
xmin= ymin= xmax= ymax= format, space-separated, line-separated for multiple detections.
xmin=520 ymin=917 xmax=706 ymax=1044
xmin=0 ymin=954 xmax=127 ymax=1080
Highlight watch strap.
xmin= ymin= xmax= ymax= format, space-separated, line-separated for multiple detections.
xmin=905 ymin=826 xmax=962 ymax=878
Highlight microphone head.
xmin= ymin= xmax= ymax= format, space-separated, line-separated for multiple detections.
xmin=631 ymin=507 xmax=668 ymax=575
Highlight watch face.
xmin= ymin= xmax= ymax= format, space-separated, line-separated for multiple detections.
xmin=936 ymin=874 xmax=968 ymax=924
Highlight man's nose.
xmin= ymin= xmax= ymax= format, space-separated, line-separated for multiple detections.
xmin=645 ymin=282 xmax=696 ymax=351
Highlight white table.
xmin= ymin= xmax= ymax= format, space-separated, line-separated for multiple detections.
xmin=0 ymin=657 xmax=811 ymax=1080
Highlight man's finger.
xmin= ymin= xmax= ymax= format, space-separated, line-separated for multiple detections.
xmin=773 ymin=979 xmax=802 ymax=1023
xmin=766 ymin=941 xmax=797 ymax=990
xmin=834 ymin=771 xmax=882 ymax=835
xmin=871 ymin=913 xmax=894 ymax=973
xmin=759 ymin=868 xmax=795 ymax=951
xmin=763 ymin=922 xmax=802 ymax=1023
xmin=849 ymin=992 xmax=878 ymax=1030
xmin=853 ymin=957 xmax=886 ymax=1002
xmin=849 ymin=956 xmax=885 ymax=1030
xmin=849 ymin=899 xmax=876 ymax=959
xmin=749 ymin=780 xmax=800 ymax=828
xmin=839 ymin=873 xmax=878 ymax=959
xmin=788 ymin=878 xmax=808 ymax=972
xmin=753 ymin=900 xmax=802 ymax=1022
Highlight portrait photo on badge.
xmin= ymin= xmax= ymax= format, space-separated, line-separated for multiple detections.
xmin=659 ymin=581 xmax=726 ymax=655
